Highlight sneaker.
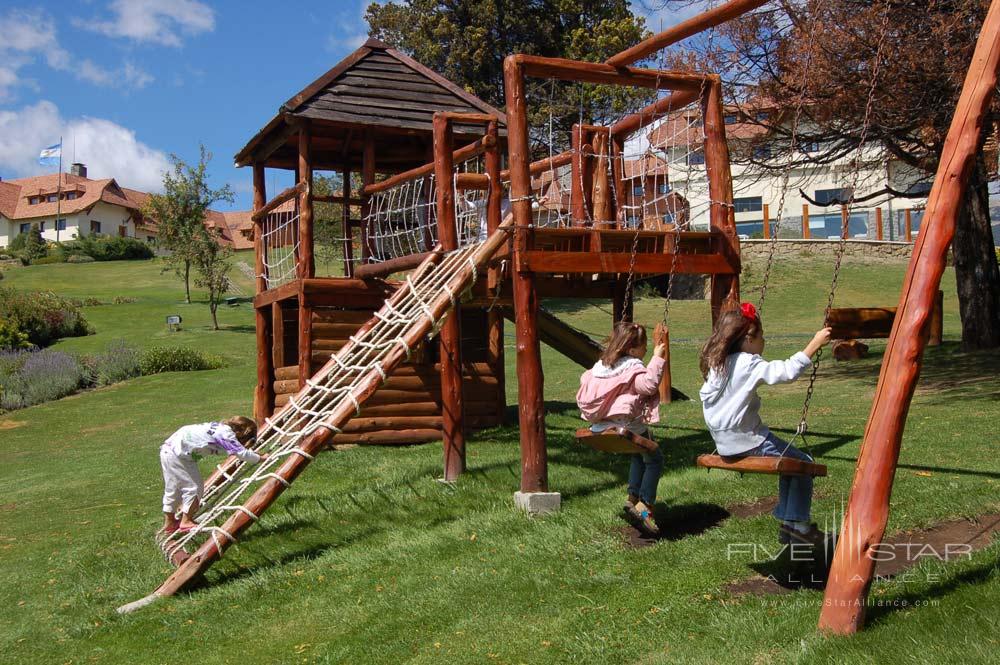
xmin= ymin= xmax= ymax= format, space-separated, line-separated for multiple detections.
xmin=779 ymin=522 xmax=827 ymax=547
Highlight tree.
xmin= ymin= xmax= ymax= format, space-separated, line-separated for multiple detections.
xmin=655 ymin=0 xmax=1000 ymax=349
xmin=144 ymin=146 xmax=234 ymax=304
xmin=192 ymin=229 xmax=232 ymax=331
xmin=365 ymin=0 xmax=652 ymax=153
xmin=22 ymin=226 xmax=47 ymax=263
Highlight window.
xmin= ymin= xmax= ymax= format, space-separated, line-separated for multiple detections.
xmin=814 ymin=187 xmax=852 ymax=206
xmin=39 ymin=221 xmax=45 ymax=232
xmin=663 ymin=212 xmax=676 ymax=225
xmin=755 ymin=111 xmax=769 ymax=122
xmin=906 ymin=181 xmax=933 ymax=196
xmin=632 ymin=185 xmax=644 ymax=197
xmin=724 ymin=114 xmax=738 ymax=125
xmin=753 ymin=144 xmax=771 ymax=160
xmin=118 ymin=225 xmax=128 ymax=237
xmin=733 ymin=196 xmax=763 ymax=213
xmin=657 ymin=183 xmax=671 ymax=195
xmin=55 ymin=219 xmax=67 ymax=231
xmin=46 ymin=194 xmax=58 ymax=203
xmin=19 ymin=223 xmax=30 ymax=234
xmin=28 ymin=196 xmax=40 ymax=205
xmin=64 ymin=192 xmax=77 ymax=200
xmin=687 ymin=151 xmax=705 ymax=166
xmin=90 ymin=221 xmax=102 ymax=234
xmin=799 ymin=140 xmax=819 ymax=153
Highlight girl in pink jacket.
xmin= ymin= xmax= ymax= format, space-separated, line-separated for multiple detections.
xmin=577 ymin=322 xmax=667 ymax=535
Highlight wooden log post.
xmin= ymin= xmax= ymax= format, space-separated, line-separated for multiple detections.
xmin=271 ymin=301 xmax=286 ymax=369
xmin=875 ymin=207 xmax=884 ymax=241
xmin=610 ymin=134 xmax=627 ymax=226
xmin=653 ymin=322 xmax=672 ymax=404
xmin=905 ymin=208 xmax=913 ymax=242
xmin=818 ymin=0 xmax=1000 ymax=633
xmin=361 ymin=130 xmax=376 ymax=263
xmin=929 ymin=289 xmax=944 ymax=347
xmin=702 ymin=77 xmax=740 ymax=322
xmin=841 ymin=204 xmax=849 ymax=239
xmin=485 ymin=120 xmax=507 ymax=425
xmin=762 ymin=202 xmax=770 ymax=239
xmin=342 ymin=167 xmax=354 ymax=277
xmin=802 ymin=204 xmax=811 ymax=239
xmin=591 ymin=130 xmax=613 ymax=224
xmin=570 ymin=124 xmax=593 ymax=225
xmin=433 ymin=113 xmax=466 ymax=481
xmin=252 ymin=164 xmax=273 ymax=423
xmin=504 ymin=55 xmax=550 ymax=498
xmin=298 ymin=123 xmax=314 ymax=280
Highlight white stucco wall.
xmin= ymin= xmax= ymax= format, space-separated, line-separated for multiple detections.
xmin=0 ymin=200 xmax=156 ymax=248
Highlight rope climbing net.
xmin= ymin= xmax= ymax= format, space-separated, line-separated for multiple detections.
xmin=516 ymin=81 xmax=714 ymax=233
xmin=259 ymin=201 xmax=300 ymax=290
xmin=357 ymin=154 xmax=493 ymax=265
xmin=156 ymin=236 xmax=498 ymax=566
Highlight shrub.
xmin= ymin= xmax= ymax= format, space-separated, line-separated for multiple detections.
xmin=22 ymin=227 xmax=47 ymax=262
xmin=7 ymin=233 xmax=27 ymax=252
xmin=0 ymin=319 xmax=30 ymax=351
xmin=31 ymin=253 xmax=66 ymax=265
xmin=139 ymin=346 xmax=223 ymax=375
xmin=0 ymin=348 xmax=86 ymax=411
xmin=83 ymin=339 xmax=141 ymax=387
xmin=61 ymin=235 xmax=153 ymax=261
xmin=0 ymin=287 xmax=94 ymax=347
xmin=112 ymin=295 xmax=137 ymax=304
xmin=66 ymin=254 xmax=95 ymax=264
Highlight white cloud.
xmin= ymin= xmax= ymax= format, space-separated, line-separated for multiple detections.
xmin=0 ymin=100 xmax=171 ymax=192
xmin=0 ymin=7 xmax=153 ymax=98
xmin=75 ymin=0 xmax=215 ymax=47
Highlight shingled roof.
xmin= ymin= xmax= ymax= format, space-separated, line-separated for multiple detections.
xmin=235 ymin=38 xmax=506 ymax=171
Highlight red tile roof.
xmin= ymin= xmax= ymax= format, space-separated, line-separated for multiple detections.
xmin=0 ymin=173 xmax=145 ymax=221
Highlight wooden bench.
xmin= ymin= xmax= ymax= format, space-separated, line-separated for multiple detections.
xmin=576 ymin=427 xmax=659 ymax=454
xmin=696 ymin=454 xmax=827 ymax=477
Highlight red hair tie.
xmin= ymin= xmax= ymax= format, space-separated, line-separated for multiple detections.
xmin=740 ymin=302 xmax=758 ymax=321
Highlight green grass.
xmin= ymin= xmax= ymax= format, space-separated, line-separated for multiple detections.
xmin=0 ymin=253 xmax=997 ymax=664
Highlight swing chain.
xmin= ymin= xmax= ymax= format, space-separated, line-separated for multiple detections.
xmin=796 ymin=0 xmax=891 ymax=439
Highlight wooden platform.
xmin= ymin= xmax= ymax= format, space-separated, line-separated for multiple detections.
xmin=515 ymin=227 xmax=738 ymax=276
xmin=696 ymin=453 xmax=827 ymax=477
xmin=576 ymin=427 xmax=659 ymax=454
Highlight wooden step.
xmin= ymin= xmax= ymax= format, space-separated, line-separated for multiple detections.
xmin=695 ymin=454 xmax=827 ymax=477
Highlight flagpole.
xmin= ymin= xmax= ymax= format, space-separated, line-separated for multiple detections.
xmin=56 ymin=135 xmax=62 ymax=243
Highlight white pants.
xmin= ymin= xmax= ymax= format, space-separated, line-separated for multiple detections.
xmin=160 ymin=446 xmax=203 ymax=515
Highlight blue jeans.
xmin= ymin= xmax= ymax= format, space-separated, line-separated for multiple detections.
xmin=727 ymin=433 xmax=813 ymax=523
xmin=628 ymin=436 xmax=664 ymax=505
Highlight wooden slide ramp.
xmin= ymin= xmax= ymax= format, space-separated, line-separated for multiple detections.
xmin=501 ymin=306 xmax=689 ymax=401
xmin=120 ymin=225 xmax=511 ymax=614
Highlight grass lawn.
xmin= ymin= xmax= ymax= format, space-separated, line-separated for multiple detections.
xmin=0 ymin=252 xmax=997 ymax=664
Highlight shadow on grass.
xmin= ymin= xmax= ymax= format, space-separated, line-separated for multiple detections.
xmin=864 ymin=549 xmax=1000 ymax=626
xmin=822 ymin=341 xmax=1000 ymax=404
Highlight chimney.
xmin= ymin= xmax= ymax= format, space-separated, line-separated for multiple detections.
xmin=70 ymin=163 xmax=87 ymax=178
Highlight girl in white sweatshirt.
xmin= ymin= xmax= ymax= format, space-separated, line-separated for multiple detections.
xmin=699 ymin=302 xmax=831 ymax=545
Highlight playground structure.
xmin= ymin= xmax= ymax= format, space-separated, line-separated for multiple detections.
xmin=122 ymin=0 xmax=1000 ymax=638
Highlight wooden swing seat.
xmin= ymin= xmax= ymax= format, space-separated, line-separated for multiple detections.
xmin=575 ymin=427 xmax=659 ymax=455
xmin=696 ymin=454 xmax=827 ymax=477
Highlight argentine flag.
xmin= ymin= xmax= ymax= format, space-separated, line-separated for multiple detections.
xmin=38 ymin=142 xmax=62 ymax=166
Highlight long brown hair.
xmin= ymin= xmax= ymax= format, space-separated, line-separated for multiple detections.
xmin=699 ymin=308 xmax=761 ymax=379
xmin=224 ymin=416 xmax=258 ymax=445
xmin=601 ymin=321 xmax=647 ymax=366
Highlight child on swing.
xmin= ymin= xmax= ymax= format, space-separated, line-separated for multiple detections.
xmin=577 ymin=322 xmax=668 ymax=536
xmin=159 ymin=416 xmax=268 ymax=535
xmin=699 ymin=302 xmax=832 ymax=545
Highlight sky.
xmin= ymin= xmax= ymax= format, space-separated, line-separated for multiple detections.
xmin=0 ymin=1 xmax=707 ymax=211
